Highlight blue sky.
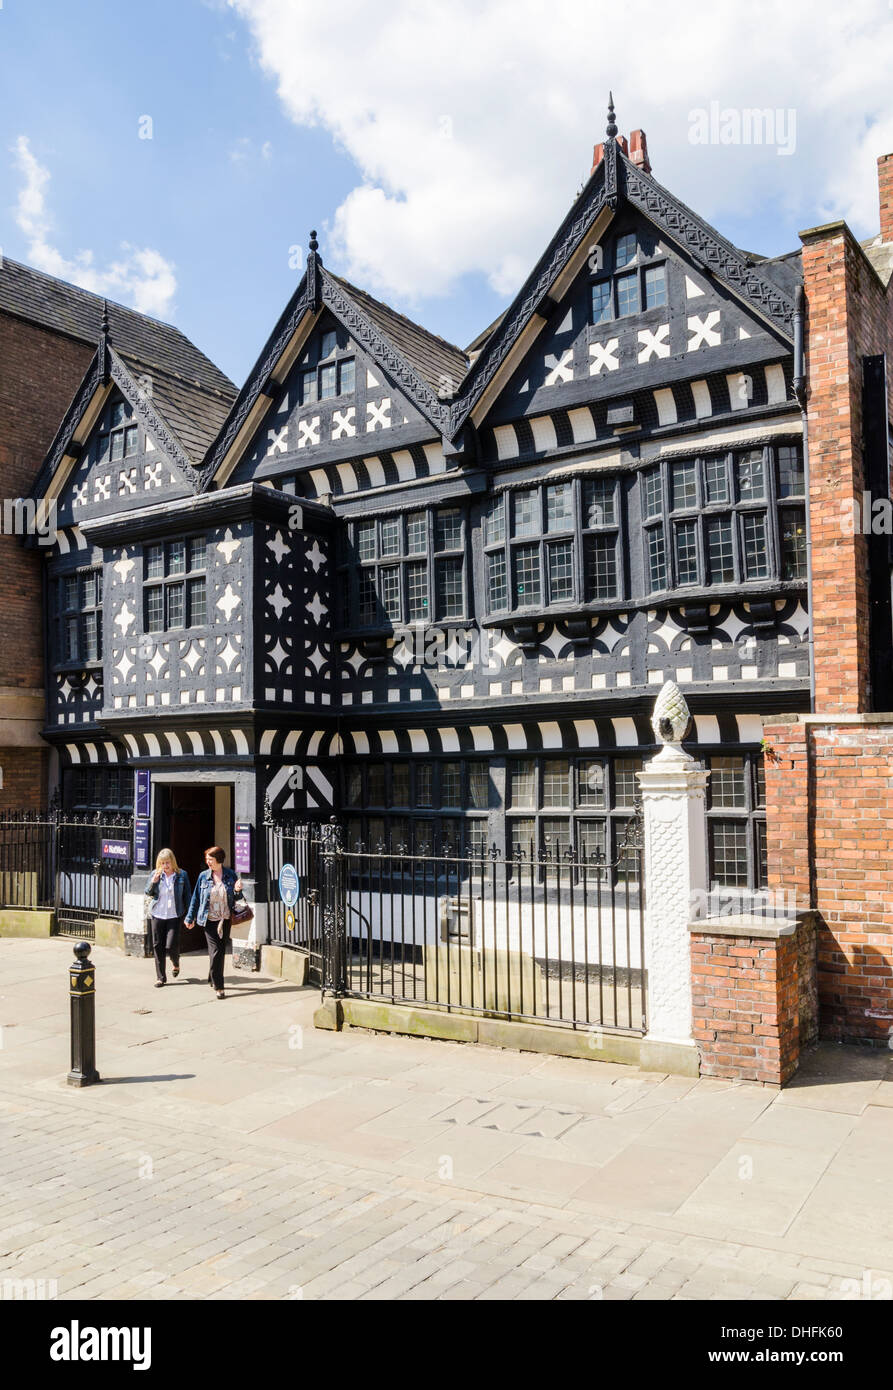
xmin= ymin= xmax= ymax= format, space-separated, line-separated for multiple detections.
xmin=2 ymin=0 xmax=893 ymax=387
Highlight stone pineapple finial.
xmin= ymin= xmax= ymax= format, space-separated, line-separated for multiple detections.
xmin=651 ymin=680 xmax=691 ymax=746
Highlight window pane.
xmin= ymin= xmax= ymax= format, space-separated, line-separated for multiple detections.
xmin=710 ymin=820 xmax=749 ymax=887
xmin=380 ymin=566 xmax=401 ymax=621
xmin=388 ymin=817 xmax=410 ymax=852
xmin=488 ymin=552 xmax=508 ymax=611
xmin=356 ymin=522 xmax=376 ymax=561
xmin=509 ymin=818 xmax=536 ymax=861
xmin=706 ymin=516 xmax=735 ymax=584
xmin=97 ymin=434 xmax=109 ymax=464
xmin=542 ymin=817 xmax=571 ymax=859
xmin=414 ymin=820 xmax=435 ymax=855
xmin=487 ymin=494 xmax=506 ymax=543
xmin=367 ymin=763 xmax=386 ymax=805
xmin=83 ymin=611 xmax=98 ymax=661
xmin=367 ymin=817 xmax=386 ymax=850
xmin=391 ymin=762 xmax=410 ymax=806
xmin=300 ymin=369 xmax=317 ymax=405
xmin=64 ymin=576 xmax=79 ymax=611
xmin=145 ymin=542 xmax=162 ymax=581
xmin=643 ymin=263 xmax=667 ymax=309
xmin=705 ymin=456 xmax=730 ymax=504
xmin=615 ymin=272 xmax=639 ymax=317
xmin=757 ymin=821 xmax=768 ymax=889
xmin=110 ymin=432 xmax=124 ymax=462
xmin=513 ymin=489 xmax=539 ymax=537
xmin=577 ymin=759 xmax=606 ymax=808
xmin=614 ymin=758 xmax=642 ymax=806
xmin=585 ymin=535 xmax=617 ymax=599
xmin=615 ymin=821 xmax=641 ymax=882
xmin=167 ymin=583 xmax=185 ymax=628
xmin=346 ymin=767 xmax=362 ymax=806
xmin=188 ymin=537 xmax=205 ymax=571
xmin=379 ymin=518 xmax=400 ymax=557
xmin=319 ymin=364 xmax=337 ymax=399
xmin=647 ymin=527 xmax=667 ymax=591
xmin=755 ymin=760 xmax=766 ymax=808
xmin=146 ymin=587 xmax=164 ymax=632
xmin=547 ymin=541 xmax=574 ymax=602
xmin=406 ymin=512 xmax=426 ymax=554
xmin=168 ymin=541 xmax=186 ymax=575
xmin=510 ymin=760 xmax=536 ymax=808
xmin=643 ymin=468 xmax=663 ymax=519
xmin=467 ymin=820 xmax=489 ymax=856
xmin=338 ymin=358 xmax=355 ymax=395
xmin=65 ymin=616 xmax=79 ymax=661
xmin=82 ymin=571 xmax=97 ymax=607
xmin=709 ymin=756 xmax=746 ymax=808
xmin=320 ymin=329 xmax=337 ymax=359
xmin=592 ymin=281 xmax=612 ymax=324
xmin=742 ymin=513 xmax=769 ymax=579
xmin=543 ymin=759 xmax=570 ymax=807
xmin=436 ymin=557 xmax=464 ymax=619
xmin=441 ymin=763 xmax=462 ymax=806
xmin=435 ymin=509 xmax=463 ymax=551
xmin=469 ymin=764 xmax=489 ymax=810
xmin=546 ymin=483 xmax=573 ymax=532
xmin=416 ymin=763 xmax=434 ymax=807
xmin=777 ymin=445 xmax=804 ymax=499
xmin=671 ymin=460 xmax=697 ymax=510
xmin=583 ymin=477 xmax=615 ymax=527
xmin=111 ymin=402 xmax=126 ymax=429
xmin=577 ymin=820 xmax=606 ymax=863
xmin=407 ymin=561 xmax=429 ymax=619
xmin=358 ymin=572 xmax=377 ymax=626
xmin=615 ymin=232 xmax=637 ymax=268
xmin=124 ymin=426 xmax=139 ymax=456
xmin=188 ymin=578 xmax=206 ymax=627
xmin=780 ymin=507 xmax=807 ymax=579
xmin=513 ymin=544 xmax=541 ymax=606
xmin=674 ymin=519 xmax=699 ymax=585
xmin=736 ymin=450 xmax=766 ymax=501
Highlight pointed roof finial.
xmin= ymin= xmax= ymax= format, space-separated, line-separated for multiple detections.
xmin=606 ymin=92 xmax=618 ymax=141
xmin=309 ymin=229 xmax=319 ymax=254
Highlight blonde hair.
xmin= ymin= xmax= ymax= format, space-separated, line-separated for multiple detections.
xmin=155 ymin=848 xmax=179 ymax=872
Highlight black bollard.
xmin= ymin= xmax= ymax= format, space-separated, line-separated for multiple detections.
xmin=67 ymin=941 xmax=100 ymax=1087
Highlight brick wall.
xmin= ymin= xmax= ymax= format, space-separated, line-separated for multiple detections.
xmin=0 ymin=747 xmax=49 ymax=812
xmin=0 ymin=312 xmax=93 ymax=807
xmin=691 ymin=926 xmax=802 ymax=1085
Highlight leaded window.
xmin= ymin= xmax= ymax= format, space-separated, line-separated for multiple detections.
xmin=97 ymin=399 xmax=139 ymax=465
xmin=706 ymin=753 xmax=767 ymax=892
xmin=506 ymin=755 xmax=642 ymax=881
xmin=298 ymin=324 xmax=356 ymax=406
xmin=143 ymin=535 xmax=208 ymax=633
xmin=56 ymin=568 xmax=103 ymax=665
xmin=343 ymin=759 xmax=491 ymax=855
xmin=485 ymin=477 xmax=621 ymax=614
xmin=590 ymin=230 xmax=667 ymax=325
xmin=345 ymin=508 xmax=466 ymax=627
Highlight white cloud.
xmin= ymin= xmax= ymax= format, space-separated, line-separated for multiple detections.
xmin=229 ymin=136 xmax=273 ymax=163
xmin=11 ymin=136 xmax=177 ymax=319
xmin=228 ymin=0 xmax=893 ymax=304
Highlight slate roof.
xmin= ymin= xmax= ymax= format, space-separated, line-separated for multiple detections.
xmin=0 ymin=257 xmax=237 ymax=468
xmin=328 ymin=273 xmax=469 ymax=395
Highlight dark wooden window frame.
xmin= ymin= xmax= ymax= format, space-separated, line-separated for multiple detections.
xmin=143 ymin=536 xmax=208 ymax=635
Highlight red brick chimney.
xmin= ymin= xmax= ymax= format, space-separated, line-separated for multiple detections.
xmin=878 ymin=152 xmax=893 ymax=243
xmin=591 ymin=129 xmax=650 ymax=178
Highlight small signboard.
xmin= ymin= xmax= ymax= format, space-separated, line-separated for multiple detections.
xmin=134 ymin=819 xmax=151 ymax=869
xmin=235 ymin=823 xmax=252 ymax=876
xmin=101 ymin=838 xmax=131 ymax=862
xmin=285 ymin=909 xmax=296 ymax=933
xmin=135 ymin=770 xmax=151 ymax=819
xmin=278 ymin=863 xmax=300 ymax=907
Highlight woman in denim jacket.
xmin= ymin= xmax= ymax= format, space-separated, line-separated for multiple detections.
xmin=184 ymin=846 xmax=242 ymax=999
xmin=144 ymin=848 xmax=191 ymax=987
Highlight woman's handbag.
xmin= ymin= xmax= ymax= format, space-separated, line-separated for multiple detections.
xmin=231 ymin=892 xmax=254 ymax=927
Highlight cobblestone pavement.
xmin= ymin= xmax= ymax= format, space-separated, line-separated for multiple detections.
xmin=2 ymin=938 xmax=893 ymax=1301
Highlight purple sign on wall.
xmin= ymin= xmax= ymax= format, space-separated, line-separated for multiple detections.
xmin=134 ymin=819 xmax=151 ymax=869
xmin=136 ymin=770 xmax=151 ymax=819
xmin=102 ymin=838 xmax=131 ymax=862
xmin=235 ymin=823 xmax=252 ymax=876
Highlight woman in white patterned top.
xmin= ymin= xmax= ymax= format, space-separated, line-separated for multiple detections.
xmin=184 ymin=846 xmax=242 ymax=999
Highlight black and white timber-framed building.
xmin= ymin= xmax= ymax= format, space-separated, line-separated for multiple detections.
xmin=25 ymin=107 xmax=809 ymax=909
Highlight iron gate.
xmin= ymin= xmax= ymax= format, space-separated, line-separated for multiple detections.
xmin=264 ymin=814 xmax=323 ymax=981
xmin=54 ymin=814 xmax=134 ymax=939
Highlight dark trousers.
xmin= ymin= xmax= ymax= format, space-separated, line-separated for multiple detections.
xmin=151 ymin=915 xmax=182 ymax=983
xmin=204 ymin=917 xmax=230 ymax=990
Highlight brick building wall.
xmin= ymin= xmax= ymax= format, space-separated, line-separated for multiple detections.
xmin=0 ymin=310 xmax=93 ymax=809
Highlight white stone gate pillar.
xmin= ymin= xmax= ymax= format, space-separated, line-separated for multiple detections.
xmin=637 ymin=682 xmax=708 ymax=1077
